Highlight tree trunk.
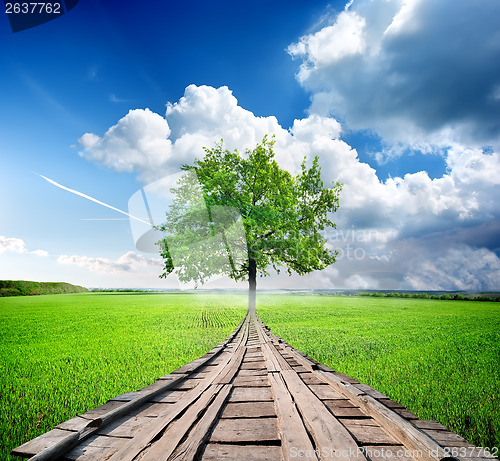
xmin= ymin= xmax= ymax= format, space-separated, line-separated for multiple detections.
xmin=248 ymin=258 xmax=256 ymax=315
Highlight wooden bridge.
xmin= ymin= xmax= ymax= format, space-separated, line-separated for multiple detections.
xmin=12 ymin=314 xmax=497 ymax=461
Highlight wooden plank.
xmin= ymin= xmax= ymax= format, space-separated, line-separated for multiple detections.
xmin=355 ymin=384 xmax=388 ymax=399
xmin=308 ymin=384 xmax=345 ymax=400
xmin=236 ymin=369 xmax=268 ymax=377
xmin=324 ymin=400 xmax=369 ymax=419
xmin=209 ymin=417 xmax=280 ymax=443
xmin=221 ymin=401 xmax=276 ymax=418
xmin=96 ymin=415 xmax=156 ymax=438
xmin=244 ymin=356 xmax=268 ymax=362
xmin=202 ymin=444 xmax=282 ymax=461
xmin=342 ymin=419 xmax=399 ymax=445
xmin=392 ymin=408 xmax=418 ymax=420
xmin=174 ymin=378 xmax=203 ymax=390
xmin=412 ymin=420 xmax=450 ymax=431
xmin=245 ymin=351 xmax=264 ymax=359
xmin=233 ymin=375 xmax=270 ymax=387
xmin=299 ymin=373 xmax=325 ymax=385
xmin=168 ymin=385 xmax=233 ymax=461
xmin=129 ymin=402 xmax=175 ymax=418
xmin=142 ymin=384 xmax=232 ymax=461
xmin=281 ymin=369 xmax=365 ymax=459
xmin=79 ymin=400 xmax=128 ymax=419
xmin=149 ymin=390 xmax=186 ymax=403
xmin=56 ymin=416 xmax=97 ymax=432
xmin=256 ymin=324 xmax=318 ymax=460
xmin=229 ymin=386 xmax=273 ymax=402
xmin=240 ymin=361 xmax=267 ymax=370
xmin=63 ymin=435 xmax=125 ymax=461
xmin=11 ymin=428 xmax=79 ymax=459
xmin=268 ymin=370 xmax=319 ymax=461
xmin=423 ymin=430 xmax=473 ymax=447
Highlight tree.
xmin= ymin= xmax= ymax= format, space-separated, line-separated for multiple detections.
xmin=158 ymin=135 xmax=342 ymax=314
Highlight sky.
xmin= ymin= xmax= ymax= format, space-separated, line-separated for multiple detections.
xmin=1 ymin=0 xmax=500 ymax=291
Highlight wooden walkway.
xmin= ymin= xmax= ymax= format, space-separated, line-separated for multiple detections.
xmin=12 ymin=313 xmax=497 ymax=461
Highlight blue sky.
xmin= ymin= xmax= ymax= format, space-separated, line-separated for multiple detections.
xmin=1 ymin=0 xmax=500 ymax=290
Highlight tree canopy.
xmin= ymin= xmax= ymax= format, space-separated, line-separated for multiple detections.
xmin=158 ymin=135 xmax=342 ymax=312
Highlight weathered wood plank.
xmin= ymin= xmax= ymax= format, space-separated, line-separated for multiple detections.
xmin=299 ymin=373 xmax=325 ymax=385
xmin=423 ymin=430 xmax=474 ymax=447
xmin=201 ymin=444 xmax=282 ymax=461
xmin=236 ymin=368 xmax=268 ymax=377
xmin=128 ymin=402 xmax=174 ymax=418
xmin=268 ymin=369 xmax=319 ymax=460
xmin=142 ymin=384 xmax=232 ymax=461
xmin=240 ymin=361 xmax=267 ymax=370
xmin=96 ymin=415 xmax=156 ymax=438
xmin=233 ymin=375 xmax=270 ymax=387
xmin=324 ymin=401 xmax=370 ymax=419
xmin=355 ymin=383 xmax=389 ymax=400
xmin=168 ymin=384 xmax=232 ymax=461
xmin=221 ymin=401 xmax=276 ymax=418
xmin=412 ymin=420 xmax=450 ymax=431
xmin=56 ymin=416 xmax=97 ymax=432
xmin=276 ymin=370 xmax=365 ymax=458
xmin=11 ymin=429 xmax=79 ymax=459
xmin=63 ymin=435 xmax=125 ymax=461
xmin=209 ymin=417 xmax=280 ymax=443
xmin=342 ymin=419 xmax=399 ymax=445
xmin=308 ymin=384 xmax=345 ymax=400
xmin=229 ymin=386 xmax=273 ymax=402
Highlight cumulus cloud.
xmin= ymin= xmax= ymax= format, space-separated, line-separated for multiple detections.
xmin=402 ymin=246 xmax=500 ymax=291
xmin=79 ymin=86 xmax=285 ymax=182
xmin=78 ymin=108 xmax=173 ymax=181
xmin=57 ymin=251 xmax=163 ymax=275
xmin=289 ymin=0 xmax=500 ymax=151
xmin=76 ymin=84 xmax=500 ymax=290
xmin=0 ymin=236 xmax=48 ymax=257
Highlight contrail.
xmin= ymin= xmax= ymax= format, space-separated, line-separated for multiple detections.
xmin=38 ymin=174 xmax=151 ymax=226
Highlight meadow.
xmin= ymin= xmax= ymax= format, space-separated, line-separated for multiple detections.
xmin=1 ymin=293 xmax=498 ymax=459
xmin=257 ymin=294 xmax=500 ymax=449
xmin=0 ymin=292 xmax=247 ymax=460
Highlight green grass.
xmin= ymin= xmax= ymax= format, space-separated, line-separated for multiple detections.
xmin=0 ymin=292 xmax=247 ymax=460
xmin=257 ymin=294 xmax=500 ymax=449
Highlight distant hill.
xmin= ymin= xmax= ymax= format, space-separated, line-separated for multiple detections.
xmin=0 ymin=280 xmax=88 ymax=297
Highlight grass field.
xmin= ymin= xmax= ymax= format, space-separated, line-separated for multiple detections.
xmin=257 ymin=294 xmax=500 ymax=449
xmin=0 ymin=292 xmax=247 ymax=460
xmin=1 ymin=293 xmax=498 ymax=459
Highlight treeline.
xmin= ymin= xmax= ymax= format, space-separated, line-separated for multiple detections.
xmin=359 ymin=291 xmax=500 ymax=302
xmin=90 ymin=288 xmax=151 ymax=293
xmin=0 ymin=280 xmax=88 ymax=297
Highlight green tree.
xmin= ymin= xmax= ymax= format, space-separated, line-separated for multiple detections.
xmin=158 ymin=135 xmax=342 ymax=314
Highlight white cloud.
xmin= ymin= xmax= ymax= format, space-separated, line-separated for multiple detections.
xmin=288 ymin=10 xmax=366 ymax=67
xmin=0 ymin=236 xmax=26 ymax=254
xmin=76 ymin=84 xmax=500 ymax=290
xmin=0 ymin=236 xmax=48 ymax=257
xmin=57 ymin=251 xmax=163 ymax=275
xmin=289 ymin=0 xmax=500 ymax=151
xmin=78 ymin=108 xmax=173 ymax=181
xmin=402 ymin=246 xmax=500 ymax=291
